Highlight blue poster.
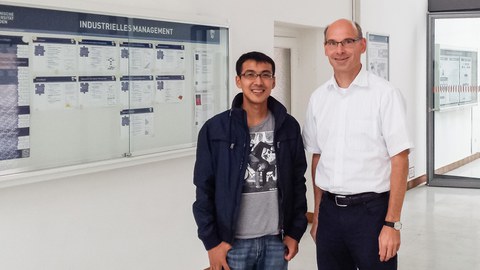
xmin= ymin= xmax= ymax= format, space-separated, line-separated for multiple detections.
xmin=0 ymin=35 xmax=30 ymax=161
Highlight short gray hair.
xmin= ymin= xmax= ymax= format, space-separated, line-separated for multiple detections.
xmin=323 ymin=21 xmax=363 ymax=42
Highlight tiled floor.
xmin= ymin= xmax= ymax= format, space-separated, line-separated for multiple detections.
xmin=289 ymin=185 xmax=480 ymax=269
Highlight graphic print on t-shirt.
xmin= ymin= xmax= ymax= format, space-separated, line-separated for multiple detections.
xmin=243 ymin=131 xmax=277 ymax=193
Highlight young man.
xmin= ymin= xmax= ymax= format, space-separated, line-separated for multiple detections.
xmin=193 ymin=51 xmax=307 ymax=270
xmin=302 ymin=19 xmax=414 ymax=270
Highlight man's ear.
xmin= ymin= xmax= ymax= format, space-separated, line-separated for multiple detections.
xmin=235 ymin=76 xmax=241 ymax=88
xmin=360 ymin=38 xmax=367 ymax=53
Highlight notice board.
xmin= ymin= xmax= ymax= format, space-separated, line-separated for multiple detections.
xmin=0 ymin=4 xmax=229 ymax=176
xmin=434 ymin=45 xmax=478 ymax=110
xmin=366 ymin=32 xmax=389 ymax=81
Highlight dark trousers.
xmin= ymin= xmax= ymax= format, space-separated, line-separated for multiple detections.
xmin=316 ymin=193 xmax=397 ymax=270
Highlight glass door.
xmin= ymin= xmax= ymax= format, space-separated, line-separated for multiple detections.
xmin=428 ymin=13 xmax=480 ymax=188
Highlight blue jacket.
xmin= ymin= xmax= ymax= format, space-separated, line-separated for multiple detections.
xmin=193 ymin=93 xmax=308 ymax=250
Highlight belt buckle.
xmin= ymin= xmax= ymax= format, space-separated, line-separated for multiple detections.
xmin=335 ymin=195 xmax=348 ymax=207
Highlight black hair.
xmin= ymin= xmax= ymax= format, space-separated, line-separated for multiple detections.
xmin=235 ymin=51 xmax=275 ymax=76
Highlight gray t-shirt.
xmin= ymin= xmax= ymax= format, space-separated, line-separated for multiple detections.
xmin=235 ymin=111 xmax=280 ymax=239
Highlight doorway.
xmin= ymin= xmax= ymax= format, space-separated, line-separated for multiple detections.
xmin=273 ymin=37 xmax=296 ymax=113
xmin=427 ymin=13 xmax=480 ymax=188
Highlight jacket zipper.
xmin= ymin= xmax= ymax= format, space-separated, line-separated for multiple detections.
xmin=230 ymin=112 xmax=249 ymax=244
xmin=276 ymin=140 xmax=285 ymax=240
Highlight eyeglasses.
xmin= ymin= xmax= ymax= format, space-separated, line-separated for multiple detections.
xmin=324 ymin=38 xmax=361 ymax=48
xmin=240 ymin=71 xmax=274 ymax=80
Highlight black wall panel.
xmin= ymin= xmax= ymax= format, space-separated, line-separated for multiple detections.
xmin=429 ymin=0 xmax=480 ymax=12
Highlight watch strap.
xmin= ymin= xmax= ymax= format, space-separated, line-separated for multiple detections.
xmin=384 ymin=220 xmax=402 ymax=230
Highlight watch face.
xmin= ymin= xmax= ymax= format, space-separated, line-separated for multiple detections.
xmin=394 ymin=221 xmax=402 ymax=230
xmin=385 ymin=221 xmax=402 ymax=230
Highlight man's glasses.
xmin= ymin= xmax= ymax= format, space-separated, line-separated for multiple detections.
xmin=324 ymin=38 xmax=361 ymax=48
xmin=240 ymin=71 xmax=274 ymax=80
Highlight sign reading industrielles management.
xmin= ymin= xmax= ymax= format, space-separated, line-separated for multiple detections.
xmin=0 ymin=4 xmax=221 ymax=43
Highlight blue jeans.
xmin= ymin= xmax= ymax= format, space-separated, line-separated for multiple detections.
xmin=227 ymin=235 xmax=287 ymax=270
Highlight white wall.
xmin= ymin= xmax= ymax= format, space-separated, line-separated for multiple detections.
xmin=360 ymin=0 xmax=428 ymax=177
xmin=0 ymin=155 xmax=200 ymax=270
xmin=0 ymin=0 xmax=353 ymax=269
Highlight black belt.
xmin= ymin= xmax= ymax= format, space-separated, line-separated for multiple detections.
xmin=324 ymin=191 xmax=389 ymax=207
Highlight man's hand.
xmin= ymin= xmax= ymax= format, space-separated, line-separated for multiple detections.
xmin=208 ymin=242 xmax=232 ymax=270
xmin=283 ymin=236 xmax=299 ymax=261
xmin=310 ymin=220 xmax=318 ymax=243
xmin=378 ymin=225 xmax=400 ymax=262
xmin=310 ymin=154 xmax=322 ymax=244
xmin=379 ymin=149 xmax=408 ymax=262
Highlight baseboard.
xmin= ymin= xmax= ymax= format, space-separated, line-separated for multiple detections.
xmin=434 ymin=152 xmax=480 ymax=175
xmin=306 ymin=212 xmax=314 ymax=224
xmin=407 ymin=174 xmax=427 ymax=190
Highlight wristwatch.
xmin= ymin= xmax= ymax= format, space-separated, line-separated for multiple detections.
xmin=384 ymin=221 xmax=402 ymax=230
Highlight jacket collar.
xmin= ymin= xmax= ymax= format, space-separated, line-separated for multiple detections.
xmin=230 ymin=93 xmax=287 ymax=130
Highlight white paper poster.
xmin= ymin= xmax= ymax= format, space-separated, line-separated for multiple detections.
xmin=120 ymin=107 xmax=154 ymax=138
xmin=367 ymin=33 xmax=389 ymax=80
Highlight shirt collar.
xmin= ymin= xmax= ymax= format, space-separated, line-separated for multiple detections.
xmin=327 ymin=67 xmax=368 ymax=91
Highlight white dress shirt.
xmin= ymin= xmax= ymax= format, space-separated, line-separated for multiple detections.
xmin=302 ymin=69 xmax=414 ymax=194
